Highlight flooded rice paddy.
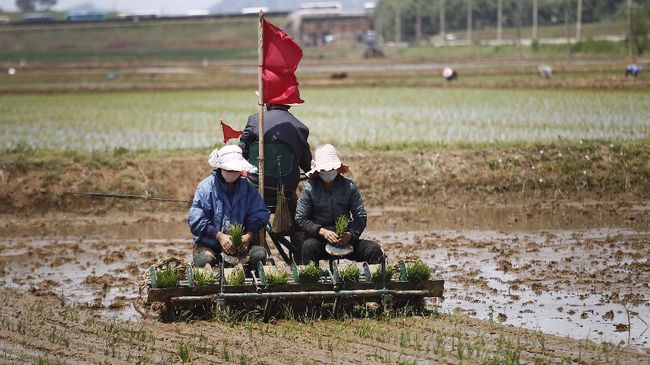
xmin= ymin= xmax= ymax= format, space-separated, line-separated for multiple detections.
xmin=1 ymin=211 xmax=647 ymax=350
xmin=1 ymin=88 xmax=649 ymax=151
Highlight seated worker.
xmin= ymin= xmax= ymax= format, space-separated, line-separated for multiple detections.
xmin=294 ymin=144 xmax=382 ymax=265
xmin=238 ymin=104 xmax=312 ymax=215
xmin=188 ymin=145 xmax=270 ymax=270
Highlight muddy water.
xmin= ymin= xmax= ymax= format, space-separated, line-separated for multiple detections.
xmin=0 ymin=235 xmax=192 ymax=320
xmin=0 ymin=209 xmax=648 ymax=349
xmin=367 ymin=228 xmax=650 ymax=349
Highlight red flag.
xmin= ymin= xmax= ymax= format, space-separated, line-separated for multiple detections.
xmin=220 ymin=120 xmax=242 ymax=144
xmin=262 ymin=18 xmax=304 ymax=104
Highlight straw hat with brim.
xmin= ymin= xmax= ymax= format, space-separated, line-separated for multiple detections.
xmin=307 ymin=144 xmax=349 ymax=177
xmin=325 ymin=243 xmax=353 ymax=257
xmin=209 ymin=145 xmax=254 ymax=172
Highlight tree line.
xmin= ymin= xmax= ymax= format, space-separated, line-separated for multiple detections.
xmin=372 ymin=0 xmax=649 ymax=47
xmin=15 ymin=0 xmax=57 ymax=12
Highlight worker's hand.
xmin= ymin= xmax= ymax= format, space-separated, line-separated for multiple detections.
xmin=337 ymin=232 xmax=352 ymax=246
xmin=241 ymin=232 xmax=253 ymax=254
xmin=319 ymin=228 xmax=339 ymax=244
xmin=217 ymin=232 xmax=236 ymax=255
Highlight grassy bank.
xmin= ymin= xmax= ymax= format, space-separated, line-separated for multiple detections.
xmin=1 ymin=139 xmax=649 ymax=214
xmin=0 ymin=16 xmax=635 ymax=63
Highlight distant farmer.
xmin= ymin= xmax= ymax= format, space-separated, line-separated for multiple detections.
xmin=442 ymin=67 xmax=458 ymax=81
xmin=626 ymin=64 xmax=644 ymax=78
xmin=295 ymin=144 xmax=383 ymax=265
xmin=188 ymin=145 xmax=270 ymax=270
xmin=538 ymin=65 xmax=553 ymax=79
xmin=239 ymin=104 xmax=312 ymax=215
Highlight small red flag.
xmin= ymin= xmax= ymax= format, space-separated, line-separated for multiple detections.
xmin=262 ymin=18 xmax=304 ymax=105
xmin=220 ymin=120 xmax=243 ymax=144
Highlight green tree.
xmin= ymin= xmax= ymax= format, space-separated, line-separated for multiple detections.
xmin=629 ymin=1 xmax=650 ymax=54
xmin=15 ymin=0 xmax=57 ymax=12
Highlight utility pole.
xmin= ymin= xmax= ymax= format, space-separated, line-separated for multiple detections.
xmin=497 ymin=0 xmax=502 ymax=43
xmin=466 ymin=0 xmax=472 ymax=42
xmin=532 ymin=0 xmax=538 ymax=42
xmin=627 ymin=0 xmax=633 ymax=57
xmin=576 ymin=0 xmax=583 ymax=42
xmin=515 ymin=0 xmax=523 ymax=58
xmin=395 ymin=2 xmax=402 ymax=43
xmin=565 ymin=0 xmax=571 ymax=57
xmin=415 ymin=0 xmax=422 ymax=43
xmin=375 ymin=6 xmax=383 ymax=45
xmin=440 ymin=0 xmax=446 ymax=42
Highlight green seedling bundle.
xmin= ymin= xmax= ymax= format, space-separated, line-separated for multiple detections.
xmin=226 ymin=265 xmax=245 ymax=286
xmin=193 ymin=267 xmax=216 ymax=287
xmin=334 ymin=215 xmax=349 ymax=237
xmin=155 ymin=266 xmax=180 ymax=288
xmin=298 ymin=263 xmax=322 ymax=284
xmin=265 ymin=268 xmax=289 ymax=285
xmin=406 ymin=261 xmax=431 ymax=283
xmin=372 ymin=265 xmax=396 ymax=283
xmin=227 ymin=224 xmax=246 ymax=254
xmin=339 ymin=264 xmax=360 ymax=282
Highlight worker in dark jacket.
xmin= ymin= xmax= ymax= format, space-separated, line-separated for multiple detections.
xmin=239 ymin=104 xmax=312 ymax=214
xmin=294 ymin=144 xmax=382 ymax=265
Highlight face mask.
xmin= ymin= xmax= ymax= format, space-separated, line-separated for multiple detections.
xmin=319 ymin=170 xmax=338 ymax=183
xmin=221 ymin=170 xmax=241 ymax=183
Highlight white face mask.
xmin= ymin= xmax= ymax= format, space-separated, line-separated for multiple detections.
xmin=319 ymin=170 xmax=338 ymax=183
xmin=221 ymin=170 xmax=241 ymax=183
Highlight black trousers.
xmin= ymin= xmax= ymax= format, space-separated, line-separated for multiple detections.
xmin=300 ymin=236 xmax=383 ymax=265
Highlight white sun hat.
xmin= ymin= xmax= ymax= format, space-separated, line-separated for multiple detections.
xmin=208 ymin=145 xmax=254 ymax=172
xmin=208 ymin=148 xmax=220 ymax=168
xmin=307 ymin=144 xmax=349 ymax=177
xmin=442 ymin=67 xmax=454 ymax=78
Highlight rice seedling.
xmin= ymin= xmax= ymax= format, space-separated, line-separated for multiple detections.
xmin=371 ymin=265 xmax=396 ymax=283
xmin=238 ymin=353 xmax=251 ymax=365
xmin=48 ymin=328 xmax=70 ymax=348
xmin=155 ymin=266 xmax=180 ymax=288
xmin=406 ymin=261 xmax=431 ymax=283
xmin=227 ymin=224 xmax=246 ymax=254
xmin=220 ymin=343 xmax=230 ymax=361
xmin=339 ymin=264 xmax=360 ymax=282
xmin=226 ymin=265 xmax=245 ymax=286
xmin=298 ymin=263 xmax=322 ymax=284
xmin=265 ymin=267 xmax=289 ymax=285
xmin=35 ymin=357 xmax=51 ymax=365
xmin=334 ymin=215 xmax=349 ymax=237
xmin=2 ymin=88 xmax=649 ymax=152
xmin=178 ymin=343 xmax=191 ymax=363
xmin=193 ymin=267 xmax=216 ymax=287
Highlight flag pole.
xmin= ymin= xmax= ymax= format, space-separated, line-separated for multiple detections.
xmin=257 ymin=10 xmax=266 ymax=245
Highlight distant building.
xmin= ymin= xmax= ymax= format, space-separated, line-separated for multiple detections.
xmin=241 ymin=7 xmax=268 ymax=15
xmin=66 ymin=10 xmax=108 ymax=22
xmin=186 ymin=10 xmax=210 ymax=17
xmin=287 ymin=2 xmax=372 ymax=46
xmin=21 ymin=12 xmax=56 ymax=23
xmin=117 ymin=10 xmax=160 ymax=20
